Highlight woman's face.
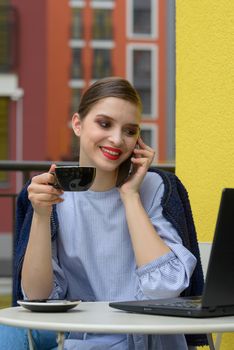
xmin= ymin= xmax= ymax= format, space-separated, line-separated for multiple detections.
xmin=72 ymin=97 xmax=141 ymax=172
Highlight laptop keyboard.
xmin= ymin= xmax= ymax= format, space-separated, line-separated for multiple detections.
xmin=148 ymin=299 xmax=202 ymax=309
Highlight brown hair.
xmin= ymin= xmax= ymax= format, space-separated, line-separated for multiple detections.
xmin=77 ymin=76 xmax=142 ymax=119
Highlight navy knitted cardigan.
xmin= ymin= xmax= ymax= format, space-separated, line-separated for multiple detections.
xmin=12 ymin=167 xmax=207 ymax=347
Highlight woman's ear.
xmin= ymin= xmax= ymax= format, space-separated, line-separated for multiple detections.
xmin=72 ymin=113 xmax=82 ymax=136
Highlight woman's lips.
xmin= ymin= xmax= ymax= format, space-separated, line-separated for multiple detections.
xmin=100 ymin=146 xmax=122 ymax=160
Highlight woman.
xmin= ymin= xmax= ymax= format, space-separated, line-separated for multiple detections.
xmin=1 ymin=77 xmax=197 ymax=349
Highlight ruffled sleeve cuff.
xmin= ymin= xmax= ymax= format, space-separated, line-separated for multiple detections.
xmin=135 ymin=248 xmax=196 ymax=300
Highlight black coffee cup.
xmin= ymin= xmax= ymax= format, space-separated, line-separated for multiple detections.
xmin=52 ymin=166 xmax=96 ymax=191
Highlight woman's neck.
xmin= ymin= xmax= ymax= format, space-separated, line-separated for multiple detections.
xmin=90 ymin=169 xmax=117 ymax=192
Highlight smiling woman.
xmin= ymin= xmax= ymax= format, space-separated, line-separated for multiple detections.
xmin=1 ymin=77 xmax=197 ymax=350
xmin=71 ymin=78 xmax=143 ymax=190
xmin=73 ymin=102 xmax=140 ymax=180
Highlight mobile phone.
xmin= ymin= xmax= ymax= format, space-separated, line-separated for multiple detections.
xmin=116 ymin=155 xmax=133 ymax=187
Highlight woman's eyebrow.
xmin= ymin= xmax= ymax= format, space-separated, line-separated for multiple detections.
xmin=125 ymin=123 xmax=140 ymax=130
xmin=95 ymin=114 xmax=113 ymax=120
xmin=96 ymin=114 xmax=139 ymax=125
xmin=96 ymin=113 xmax=110 ymax=117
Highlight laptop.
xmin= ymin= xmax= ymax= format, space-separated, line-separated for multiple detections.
xmin=109 ymin=188 xmax=234 ymax=318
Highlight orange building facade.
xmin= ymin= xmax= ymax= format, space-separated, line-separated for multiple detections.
xmin=67 ymin=0 xmax=171 ymax=163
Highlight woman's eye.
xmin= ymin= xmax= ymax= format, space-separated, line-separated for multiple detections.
xmin=98 ymin=120 xmax=111 ymax=128
xmin=124 ymin=128 xmax=138 ymax=136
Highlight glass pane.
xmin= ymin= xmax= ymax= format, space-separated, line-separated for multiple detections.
xmin=92 ymin=9 xmax=113 ymax=40
xmin=133 ymin=50 xmax=151 ymax=81
xmin=70 ymin=88 xmax=83 ymax=160
xmin=0 ymin=13 xmax=8 ymax=67
xmin=133 ymin=50 xmax=151 ymax=114
xmin=92 ymin=49 xmax=112 ymax=79
xmin=137 ymin=88 xmax=151 ymax=115
xmin=70 ymin=88 xmax=82 ymax=114
xmin=71 ymin=48 xmax=83 ymax=79
xmin=0 ymin=5 xmax=18 ymax=71
xmin=0 ymin=97 xmax=9 ymax=182
xmin=133 ymin=0 xmax=151 ymax=35
xmin=0 ymin=7 xmax=11 ymax=70
xmin=140 ymin=129 xmax=152 ymax=147
xmin=71 ymin=8 xmax=83 ymax=39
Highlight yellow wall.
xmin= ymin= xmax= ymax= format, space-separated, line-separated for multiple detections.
xmin=176 ymin=1 xmax=234 ymax=349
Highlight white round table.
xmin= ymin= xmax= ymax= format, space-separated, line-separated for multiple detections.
xmin=1 ymin=301 xmax=234 ymax=349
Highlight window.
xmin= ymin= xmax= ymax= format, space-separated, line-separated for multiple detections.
xmin=140 ymin=124 xmax=157 ymax=156
xmin=71 ymin=8 xmax=83 ymax=39
xmin=0 ymin=97 xmax=9 ymax=183
xmin=70 ymin=88 xmax=83 ymax=160
xmin=128 ymin=45 xmax=157 ymax=117
xmin=127 ymin=0 xmax=158 ymax=39
xmin=92 ymin=49 xmax=112 ymax=79
xmin=70 ymin=88 xmax=82 ymax=114
xmin=0 ymin=5 xmax=18 ymax=72
xmin=133 ymin=0 xmax=151 ymax=35
xmin=92 ymin=9 xmax=113 ymax=40
xmin=71 ymin=48 xmax=83 ymax=79
xmin=133 ymin=50 xmax=151 ymax=114
xmin=0 ymin=8 xmax=9 ymax=71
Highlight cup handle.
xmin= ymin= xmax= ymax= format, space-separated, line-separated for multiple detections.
xmin=49 ymin=172 xmax=62 ymax=189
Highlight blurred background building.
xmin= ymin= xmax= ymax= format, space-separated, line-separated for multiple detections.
xmin=0 ymin=0 xmax=175 ymax=276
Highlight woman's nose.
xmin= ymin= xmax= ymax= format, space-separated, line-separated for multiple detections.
xmin=108 ymin=130 xmax=123 ymax=146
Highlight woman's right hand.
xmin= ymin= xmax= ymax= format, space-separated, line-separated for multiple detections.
xmin=27 ymin=164 xmax=64 ymax=216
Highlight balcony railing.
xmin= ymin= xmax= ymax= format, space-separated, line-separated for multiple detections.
xmin=0 ymin=160 xmax=175 ymax=278
xmin=0 ymin=160 xmax=175 ymax=184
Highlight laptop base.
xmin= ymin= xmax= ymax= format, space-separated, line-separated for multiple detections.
xmin=109 ymin=297 xmax=234 ymax=318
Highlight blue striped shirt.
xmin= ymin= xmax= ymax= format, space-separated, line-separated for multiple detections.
xmin=41 ymin=172 xmax=196 ymax=349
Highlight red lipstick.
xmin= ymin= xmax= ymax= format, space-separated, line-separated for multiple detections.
xmin=100 ymin=146 xmax=122 ymax=161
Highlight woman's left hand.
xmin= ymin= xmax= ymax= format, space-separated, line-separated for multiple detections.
xmin=119 ymin=137 xmax=155 ymax=198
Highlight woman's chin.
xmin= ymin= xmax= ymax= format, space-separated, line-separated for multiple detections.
xmin=96 ymin=161 xmax=119 ymax=173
